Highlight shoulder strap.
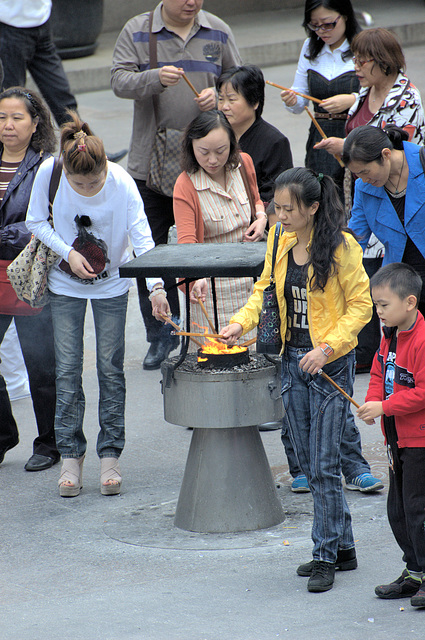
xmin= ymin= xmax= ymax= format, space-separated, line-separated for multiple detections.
xmin=148 ymin=11 xmax=160 ymax=124
xmin=270 ymin=222 xmax=282 ymax=281
xmin=419 ymin=146 xmax=425 ymax=175
xmin=239 ymin=155 xmax=257 ymax=222
xmin=48 ymin=156 xmax=63 ymax=220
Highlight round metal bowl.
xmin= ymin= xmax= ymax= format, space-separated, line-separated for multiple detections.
xmin=197 ymin=347 xmax=249 ymax=369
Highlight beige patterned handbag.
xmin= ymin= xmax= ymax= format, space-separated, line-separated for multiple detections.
xmin=6 ymin=157 xmax=62 ymax=308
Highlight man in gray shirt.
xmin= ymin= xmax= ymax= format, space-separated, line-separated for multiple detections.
xmin=112 ymin=0 xmax=241 ymax=369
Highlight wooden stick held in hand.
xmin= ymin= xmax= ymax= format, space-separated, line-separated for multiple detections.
xmin=182 ymin=73 xmax=200 ymax=97
xmin=158 ymin=313 xmax=203 ymax=348
xmin=266 ymin=80 xmax=323 ymax=105
xmin=194 ymin=292 xmax=216 ymax=334
xmin=172 ymin=331 xmax=224 ymax=340
xmin=318 ymin=369 xmax=360 ymax=409
xmin=240 ymin=337 xmax=257 ymax=348
xmin=304 ymin=106 xmax=344 ymax=168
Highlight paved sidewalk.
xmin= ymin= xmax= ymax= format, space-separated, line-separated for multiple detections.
xmin=2 ymin=287 xmax=422 ymax=640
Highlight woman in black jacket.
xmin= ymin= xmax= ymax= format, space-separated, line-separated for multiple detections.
xmin=0 ymin=86 xmax=59 ymax=471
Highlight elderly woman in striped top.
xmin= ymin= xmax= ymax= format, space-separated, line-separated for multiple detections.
xmin=173 ymin=110 xmax=267 ymax=343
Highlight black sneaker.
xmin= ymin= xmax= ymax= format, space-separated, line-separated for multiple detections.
xmin=375 ymin=569 xmax=422 ymax=599
xmin=411 ymin=580 xmax=425 ymax=607
xmin=297 ymin=547 xmax=357 ymax=576
xmin=307 ymin=561 xmax=336 ymax=592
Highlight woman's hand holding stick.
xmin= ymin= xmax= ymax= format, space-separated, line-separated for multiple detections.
xmin=304 ymin=106 xmax=344 ymax=168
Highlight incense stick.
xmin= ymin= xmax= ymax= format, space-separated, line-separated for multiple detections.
xmin=240 ymin=337 xmax=257 ymax=347
xmin=266 ymin=80 xmax=322 ymax=105
xmin=158 ymin=313 xmax=202 ymax=347
xmin=193 ymin=293 xmax=216 ymax=334
xmin=182 ymin=73 xmax=200 ymax=97
xmin=304 ymin=106 xmax=344 ymax=168
xmin=172 ymin=331 xmax=224 ymax=340
xmin=318 ymin=369 xmax=360 ymax=409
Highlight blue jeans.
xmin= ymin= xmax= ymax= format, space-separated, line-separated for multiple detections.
xmin=49 ymin=292 xmax=128 ymax=459
xmin=281 ymin=410 xmax=370 ymax=482
xmin=281 ymin=346 xmax=355 ymax=563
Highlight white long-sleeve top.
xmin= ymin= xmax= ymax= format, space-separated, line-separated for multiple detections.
xmin=26 ymin=157 xmax=161 ymax=298
xmin=285 ymin=38 xmax=355 ymax=114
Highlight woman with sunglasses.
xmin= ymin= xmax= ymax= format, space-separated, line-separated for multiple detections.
xmin=281 ymin=0 xmax=361 ymax=197
xmin=315 ymin=28 xmax=425 ymax=159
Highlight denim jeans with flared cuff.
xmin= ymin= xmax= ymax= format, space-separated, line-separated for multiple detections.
xmin=49 ymin=291 xmax=128 ymax=459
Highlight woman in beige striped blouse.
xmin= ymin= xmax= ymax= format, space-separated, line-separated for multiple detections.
xmin=173 ymin=110 xmax=267 ymax=344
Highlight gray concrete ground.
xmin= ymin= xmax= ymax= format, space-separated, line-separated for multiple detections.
xmin=3 ymin=3 xmax=425 ymax=639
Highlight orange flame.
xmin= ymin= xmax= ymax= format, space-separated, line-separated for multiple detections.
xmin=200 ymin=339 xmax=247 ymax=355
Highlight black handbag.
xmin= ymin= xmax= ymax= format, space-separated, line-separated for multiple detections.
xmin=256 ymin=222 xmax=282 ymax=354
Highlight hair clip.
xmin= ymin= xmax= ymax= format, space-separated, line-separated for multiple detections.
xmin=77 ymin=143 xmax=86 ymax=151
xmin=317 ymin=172 xmax=324 ymax=183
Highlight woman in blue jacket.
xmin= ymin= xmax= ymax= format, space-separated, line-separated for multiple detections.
xmin=0 ymin=87 xmax=59 ymax=471
xmin=343 ymin=125 xmax=425 ymax=314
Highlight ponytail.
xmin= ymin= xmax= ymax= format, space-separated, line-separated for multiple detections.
xmin=60 ymin=110 xmax=107 ymax=175
xmin=274 ymin=167 xmax=348 ymax=291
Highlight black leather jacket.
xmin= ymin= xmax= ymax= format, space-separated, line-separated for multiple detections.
xmin=0 ymin=147 xmax=51 ymax=260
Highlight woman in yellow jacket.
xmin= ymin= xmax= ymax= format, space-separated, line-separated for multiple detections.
xmin=221 ymin=167 xmax=372 ymax=593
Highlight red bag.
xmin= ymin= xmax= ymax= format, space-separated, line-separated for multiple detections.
xmin=0 ymin=260 xmax=41 ymax=316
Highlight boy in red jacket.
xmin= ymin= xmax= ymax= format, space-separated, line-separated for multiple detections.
xmin=357 ymin=263 xmax=425 ymax=607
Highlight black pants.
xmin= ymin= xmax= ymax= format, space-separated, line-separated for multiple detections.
xmin=385 ymin=417 xmax=425 ymax=572
xmin=0 ymin=306 xmax=58 ymax=460
xmin=135 ymin=180 xmax=180 ymax=343
xmin=0 ymin=19 xmax=78 ymax=126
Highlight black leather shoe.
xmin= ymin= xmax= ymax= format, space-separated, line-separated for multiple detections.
xmin=24 ymin=454 xmax=59 ymax=472
xmin=143 ymin=337 xmax=179 ymax=370
xmin=297 ymin=547 xmax=357 ymax=576
xmin=107 ymin=149 xmax=128 ymax=163
xmin=0 ymin=440 xmax=19 ymax=464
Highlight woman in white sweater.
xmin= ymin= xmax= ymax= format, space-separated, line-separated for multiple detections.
xmin=26 ymin=112 xmax=170 ymax=497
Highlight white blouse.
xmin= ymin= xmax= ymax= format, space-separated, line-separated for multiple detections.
xmin=285 ymin=38 xmax=355 ymax=114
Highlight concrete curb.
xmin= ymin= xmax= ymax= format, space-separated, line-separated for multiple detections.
xmin=55 ymin=16 xmax=425 ymax=95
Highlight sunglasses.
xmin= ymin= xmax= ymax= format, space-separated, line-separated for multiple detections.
xmin=308 ymin=15 xmax=341 ymax=32
xmin=352 ymin=57 xmax=374 ymax=68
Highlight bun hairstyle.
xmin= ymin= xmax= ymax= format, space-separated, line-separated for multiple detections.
xmin=0 ymin=86 xmax=56 ymax=153
xmin=60 ymin=110 xmax=106 ymax=175
xmin=274 ymin=166 xmax=349 ymax=291
xmin=342 ymin=124 xmax=408 ymax=165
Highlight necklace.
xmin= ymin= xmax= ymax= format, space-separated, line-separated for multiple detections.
xmin=386 ymin=153 xmax=405 ymax=194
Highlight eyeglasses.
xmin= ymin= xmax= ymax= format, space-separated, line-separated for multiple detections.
xmin=307 ymin=15 xmax=341 ymax=32
xmin=352 ymin=57 xmax=374 ymax=68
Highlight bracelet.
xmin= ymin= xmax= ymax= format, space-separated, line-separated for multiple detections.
xmin=148 ymin=288 xmax=167 ymax=301
xmin=255 ymin=211 xmax=267 ymax=219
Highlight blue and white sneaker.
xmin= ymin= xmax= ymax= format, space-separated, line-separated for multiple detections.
xmin=345 ymin=473 xmax=384 ymax=492
xmin=291 ymin=474 xmax=310 ymax=493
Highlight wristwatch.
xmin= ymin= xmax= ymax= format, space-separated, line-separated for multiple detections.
xmin=319 ymin=342 xmax=333 ymax=357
